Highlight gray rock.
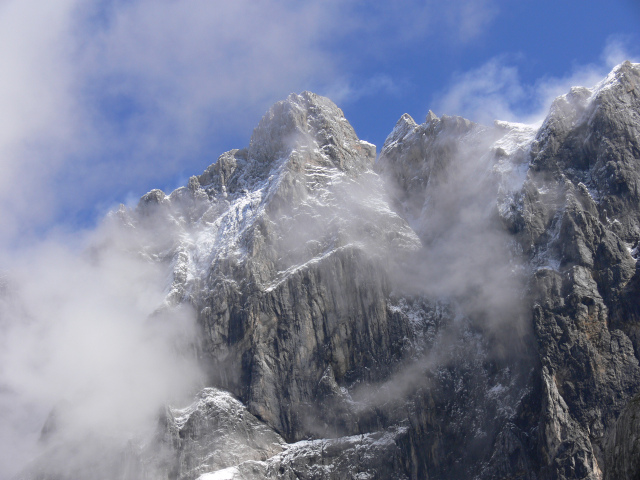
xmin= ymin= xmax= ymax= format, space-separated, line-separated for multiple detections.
xmin=154 ymin=388 xmax=286 ymax=480
xmin=604 ymin=394 xmax=640 ymax=480
xmin=19 ymin=62 xmax=640 ymax=480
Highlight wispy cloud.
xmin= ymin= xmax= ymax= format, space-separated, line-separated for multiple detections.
xmin=322 ymin=74 xmax=405 ymax=104
xmin=444 ymin=0 xmax=499 ymax=43
xmin=433 ymin=36 xmax=640 ymax=125
xmin=0 ymin=0 xmax=81 ymax=246
xmin=0 ymin=219 xmax=203 ymax=478
xmin=0 ymin=0 xmax=507 ymax=251
xmin=432 ymin=56 xmax=527 ymax=125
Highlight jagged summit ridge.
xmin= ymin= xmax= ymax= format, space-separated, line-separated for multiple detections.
xmin=196 ymin=91 xmax=375 ymax=198
xmin=125 ymin=90 xmax=421 ymax=448
xmin=20 ymin=62 xmax=640 ymax=480
xmin=141 ymin=91 xmax=376 ymax=207
xmin=249 ymin=91 xmax=375 ymax=170
xmin=134 ymin=90 xmax=413 ymax=305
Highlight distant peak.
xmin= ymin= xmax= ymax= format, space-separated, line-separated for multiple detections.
xmin=593 ymin=60 xmax=639 ymax=94
xmin=248 ymin=91 xmax=366 ymax=170
xmin=398 ymin=113 xmax=417 ymax=128
xmin=426 ymin=110 xmax=439 ymax=124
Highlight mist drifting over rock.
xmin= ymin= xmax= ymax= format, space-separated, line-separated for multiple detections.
xmin=3 ymin=62 xmax=640 ymax=479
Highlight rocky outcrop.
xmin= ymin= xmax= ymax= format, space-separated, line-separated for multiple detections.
xmin=374 ymin=61 xmax=640 ymax=480
xmin=156 ymin=388 xmax=286 ymax=479
xmin=511 ymin=62 xmax=640 ymax=480
xmin=226 ymin=426 xmax=412 ymax=480
xmin=604 ymin=394 xmax=640 ymax=480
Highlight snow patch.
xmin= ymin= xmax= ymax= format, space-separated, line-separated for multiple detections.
xmin=492 ymin=121 xmax=537 ymax=193
xmin=170 ymin=388 xmax=241 ymax=429
xmin=197 ymin=467 xmax=240 ymax=480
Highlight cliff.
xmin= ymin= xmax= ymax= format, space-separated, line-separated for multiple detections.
xmin=20 ymin=62 xmax=640 ymax=480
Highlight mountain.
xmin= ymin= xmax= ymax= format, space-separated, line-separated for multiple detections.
xmin=18 ymin=61 xmax=640 ymax=479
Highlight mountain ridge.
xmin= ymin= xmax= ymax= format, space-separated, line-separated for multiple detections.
xmin=16 ymin=61 xmax=640 ymax=480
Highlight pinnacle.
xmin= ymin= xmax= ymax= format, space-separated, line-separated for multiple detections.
xmin=426 ymin=110 xmax=439 ymax=124
xmin=248 ymin=91 xmax=369 ymax=170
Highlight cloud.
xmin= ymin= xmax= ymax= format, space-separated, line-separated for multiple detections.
xmin=0 ymin=216 xmax=203 ymax=478
xmin=445 ymin=0 xmax=499 ymax=43
xmin=602 ymin=35 xmax=636 ymax=68
xmin=81 ymin=0 xmax=341 ymax=125
xmin=322 ymin=74 xmax=404 ymax=104
xmin=432 ymin=57 xmax=527 ymax=125
xmin=0 ymin=0 xmax=508 ymax=252
xmin=343 ymin=0 xmax=498 ymax=49
xmin=433 ymin=36 xmax=640 ymax=125
xmin=0 ymin=0 xmax=82 ymax=246
xmin=0 ymin=0 xmax=355 ymax=250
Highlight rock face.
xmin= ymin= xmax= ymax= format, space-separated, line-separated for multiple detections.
xmin=604 ymin=394 xmax=640 ymax=480
xmin=157 ymin=388 xmax=286 ymax=479
xmin=176 ymin=92 xmax=420 ymax=443
xmin=510 ymin=61 xmax=640 ymax=480
xmin=20 ymin=62 xmax=640 ymax=480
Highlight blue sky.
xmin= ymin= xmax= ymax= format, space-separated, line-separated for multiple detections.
xmin=0 ymin=0 xmax=638 ymax=253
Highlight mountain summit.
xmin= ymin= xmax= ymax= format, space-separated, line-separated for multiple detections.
xmin=19 ymin=62 xmax=640 ymax=480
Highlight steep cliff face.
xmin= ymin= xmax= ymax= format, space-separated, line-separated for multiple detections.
xmin=513 ymin=61 xmax=640 ymax=480
xmin=19 ymin=62 xmax=640 ymax=480
xmin=378 ymin=62 xmax=640 ymax=480
xmin=375 ymin=106 xmax=538 ymax=479
xmin=132 ymin=92 xmax=426 ymax=449
xmin=605 ymin=393 xmax=640 ymax=480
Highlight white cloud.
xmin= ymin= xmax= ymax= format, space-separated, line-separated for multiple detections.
xmin=0 ymin=0 xmax=506 ymax=251
xmin=432 ymin=57 xmax=527 ymax=125
xmin=0 ymin=0 xmax=81 ymax=244
xmin=433 ymin=37 xmax=640 ymax=125
xmin=0 ymin=218 xmax=204 ymax=478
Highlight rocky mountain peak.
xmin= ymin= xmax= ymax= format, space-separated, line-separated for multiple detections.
xmin=248 ymin=90 xmax=375 ymax=172
xmin=19 ymin=63 xmax=640 ymax=480
xmin=596 ymin=60 xmax=639 ymax=96
xmin=196 ymin=92 xmax=375 ymax=197
xmin=376 ymin=108 xmax=486 ymax=230
xmin=383 ymin=113 xmax=418 ymax=149
xmin=527 ymin=61 xmax=640 ymax=243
